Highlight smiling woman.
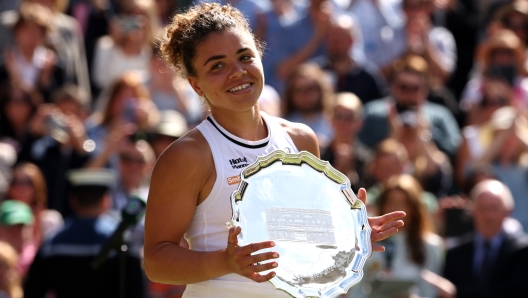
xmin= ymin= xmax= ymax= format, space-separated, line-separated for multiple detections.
xmin=143 ymin=3 xmax=405 ymax=298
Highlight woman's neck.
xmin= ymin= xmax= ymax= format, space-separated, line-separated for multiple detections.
xmin=121 ymin=42 xmax=143 ymax=56
xmin=211 ymin=107 xmax=267 ymax=141
xmin=19 ymin=46 xmax=36 ymax=61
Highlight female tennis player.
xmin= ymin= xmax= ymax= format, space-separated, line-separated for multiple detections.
xmin=144 ymin=3 xmax=405 ymax=297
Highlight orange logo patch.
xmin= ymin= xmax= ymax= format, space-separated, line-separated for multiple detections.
xmin=227 ymin=175 xmax=241 ymax=185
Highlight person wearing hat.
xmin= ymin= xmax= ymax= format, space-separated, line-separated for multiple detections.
xmin=461 ymin=29 xmax=528 ymax=124
xmin=0 ymin=199 xmax=35 ymax=277
xmin=23 ymin=168 xmax=146 ymax=298
xmin=490 ymin=0 xmax=528 ymax=46
xmin=149 ymin=110 xmax=189 ymax=159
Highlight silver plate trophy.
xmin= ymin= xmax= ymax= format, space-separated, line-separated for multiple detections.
xmin=228 ymin=150 xmax=372 ymax=298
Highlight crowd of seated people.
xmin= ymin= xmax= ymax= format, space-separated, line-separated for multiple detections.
xmin=1 ymin=0 xmax=528 ymax=297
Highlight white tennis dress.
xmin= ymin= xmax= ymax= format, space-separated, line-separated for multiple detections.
xmin=183 ymin=112 xmax=298 ymax=297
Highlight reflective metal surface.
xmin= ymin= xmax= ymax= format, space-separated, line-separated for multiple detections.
xmin=229 ymin=150 xmax=372 ymax=298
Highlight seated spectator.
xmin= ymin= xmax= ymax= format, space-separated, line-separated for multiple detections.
xmin=456 ymin=77 xmax=512 ymax=188
xmin=86 ymin=71 xmax=159 ymax=171
xmin=0 ymin=200 xmax=35 ymax=278
xmin=358 ymin=54 xmax=461 ymax=159
xmin=492 ymin=1 xmax=528 ymax=48
xmin=391 ymin=105 xmax=452 ymax=197
xmin=282 ymin=63 xmax=334 ymax=147
xmin=320 ymin=92 xmax=371 ymax=191
xmin=23 ymin=168 xmax=146 ymax=298
xmin=91 ymin=0 xmax=159 ymax=91
xmin=0 ymin=83 xmax=41 ymax=152
xmin=366 ymin=139 xmax=438 ymax=215
xmin=4 ymin=163 xmax=63 ymax=246
xmin=461 ymin=30 xmax=528 ymax=124
xmin=0 ymin=142 xmax=16 ymax=200
xmin=317 ymin=14 xmax=389 ymax=104
xmin=17 ymin=84 xmax=92 ymax=217
xmin=0 ymin=241 xmax=23 ymax=298
xmin=349 ymin=174 xmax=443 ymax=298
xmin=472 ymin=106 xmax=528 ymax=231
xmin=0 ymin=0 xmax=91 ymax=98
xmin=444 ymin=179 xmax=528 ymax=298
xmin=149 ymin=43 xmax=189 ymax=116
xmin=0 ymin=2 xmax=65 ymax=100
xmin=148 ymin=110 xmax=188 ymax=159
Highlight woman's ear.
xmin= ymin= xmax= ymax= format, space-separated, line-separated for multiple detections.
xmin=188 ymin=76 xmax=204 ymax=97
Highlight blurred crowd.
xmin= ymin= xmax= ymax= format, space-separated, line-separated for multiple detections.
xmin=1 ymin=0 xmax=528 ymax=297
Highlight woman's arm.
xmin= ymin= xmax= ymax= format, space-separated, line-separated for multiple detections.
xmin=143 ymin=130 xmax=278 ymax=284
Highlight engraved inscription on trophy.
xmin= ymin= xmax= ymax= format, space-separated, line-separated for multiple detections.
xmin=265 ymin=208 xmax=336 ymax=244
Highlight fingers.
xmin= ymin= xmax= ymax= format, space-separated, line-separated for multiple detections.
xmin=372 ymin=244 xmax=386 ymax=253
xmin=357 ymin=188 xmax=367 ymax=205
xmin=249 ymin=270 xmax=276 ymax=283
xmin=369 ymin=211 xmax=406 ymax=227
xmin=372 ymin=226 xmax=400 ymax=243
xmin=227 ymin=227 xmax=241 ymax=247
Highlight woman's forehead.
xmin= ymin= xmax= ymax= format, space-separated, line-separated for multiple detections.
xmin=194 ymin=29 xmax=256 ymax=58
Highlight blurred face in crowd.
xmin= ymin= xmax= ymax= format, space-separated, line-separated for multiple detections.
xmin=380 ymin=189 xmax=411 ymax=227
xmin=110 ymin=85 xmax=138 ymax=121
xmin=7 ymin=173 xmax=35 ymax=207
xmin=391 ymin=71 xmax=428 ymax=108
xmin=5 ymin=89 xmax=33 ymax=130
xmin=56 ymin=99 xmax=84 ymax=120
xmin=472 ymin=186 xmax=511 ymax=239
xmin=290 ymin=75 xmax=322 ymax=114
xmin=29 ymin=0 xmax=56 ymax=10
xmin=403 ymin=0 xmax=428 ymax=20
xmin=371 ymin=153 xmax=404 ymax=183
xmin=326 ymin=24 xmax=353 ymax=60
xmin=489 ymin=47 xmax=516 ymax=66
xmin=503 ymin=12 xmax=528 ymax=44
xmin=118 ymin=142 xmax=153 ymax=190
xmin=497 ymin=131 xmax=523 ymax=161
xmin=14 ymin=21 xmax=46 ymax=51
xmin=480 ymin=79 xmax=511 ymax=120
xmin=0 ymin=225 xmax=28 ymax=253
xmin=332 ymin=104 xmax=362 ymax=139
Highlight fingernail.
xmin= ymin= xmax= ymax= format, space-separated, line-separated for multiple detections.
xmin=270 ymin=241 xmax=275 ymax=247
xmin=271 ymin=272 xmax=276 ymax=277
xmin=273 ymin=253 xmax=279 ymax=258
xmin=272 ymin=263 xmax=278 ymax=268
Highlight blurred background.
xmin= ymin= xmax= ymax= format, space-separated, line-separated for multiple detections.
xmin=1 ymin=0 xmax=528 ymax=297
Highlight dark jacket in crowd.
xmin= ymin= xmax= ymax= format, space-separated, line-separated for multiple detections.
xmin=444 ymin=232 xmax=528 ymax=298
xmin=23 ymin=215 xmax=146 ymax=298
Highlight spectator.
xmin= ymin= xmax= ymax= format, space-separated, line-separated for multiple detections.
xmin=149 ymin=43 xmax=190 ymax=116
xmin=492 ymin=1 xmax=528 ymax=47
xmin=91 ymin=0 xmax=160 ymax=91
xmin=455 ymin=77 xmax=512 ymax=188
xmin=358 ymin=54 xmax=461 ymax=159
xmin=282 ymin=63 xmax=334 ymax=147
xmin=317 ymin=14 xmax=389 ymax=104
xmin=0 ymin=0 xmax=91 ymax=98
xmin=350 ymin=174 xmax=443 ymax=298
xmin=86 ymin=71 xmax=159 ymax=171
xmin=366 ymin=138 xmax=438 ymax=215
xmin=348 ymin=0 xmax=406 ymax=69
xmin=0 ymin=83 xmax=41 ymax=152
xmin=4 ymin=163 xmax=63 ymax=246
xmin=0 ymin=241 xmax=23 ymax=298
xmin=0 ymin=2 xmax=65 ymax=100
xmin=461 ymin=29 xmax=528 ymax=124
xmin=0 ymin=142 xmax=16 ymax=201
xmin=148 ymin=110 xmax=188 ymax=159
xmin=320 ymin=92 xmax=370 ymax=191
xmin=17 ymin=84 xmax=92 ymax=217
xmin=23 ymin=168 xmax=146 ymax=298
xmin=472 ymin=106 xmax=528 ymax=231
xmin=0 ymin=200 xmax=35 ymax=277
xmin=444 ymin=179 xmax=528 ymax=298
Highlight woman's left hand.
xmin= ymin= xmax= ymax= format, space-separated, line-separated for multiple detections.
xmin=357 ymin=188 xmax=406 ymax=252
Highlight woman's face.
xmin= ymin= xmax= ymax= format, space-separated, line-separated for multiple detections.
xmin=290 ymin=76 xmax=321 ymax=114
xmin=111 ymin=86 xmax=138 ymax=121
xmin=7 ymin=172 xmax=35 ymax=207
xmin=188 ymin=29 xmax=264 ymax=115
xmin=332 ymin=105 xmax=361 ymax=138
xmin=5 ymin=92 xmax=33 ymax=129
xmin=381 ymin=189 xmax=412 ymax=226
xmin=504 ymin=12 xmax=528 ymax=44
xmin=14 ymin=21 xmax=45 ymax=51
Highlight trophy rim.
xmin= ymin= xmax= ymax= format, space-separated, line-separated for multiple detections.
xmin=229 ymin=149 xmax=373 ymax=298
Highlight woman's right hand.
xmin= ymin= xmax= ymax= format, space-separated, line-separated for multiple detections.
xmin=224 ymin=226 xmax=279 ymax=283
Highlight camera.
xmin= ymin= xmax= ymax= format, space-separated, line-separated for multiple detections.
xmin=46 ymin=113 xmax=69 ymax=143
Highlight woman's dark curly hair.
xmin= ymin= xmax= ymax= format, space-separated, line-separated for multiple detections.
xmin=160 ymin=3 xmax=265 ymax=78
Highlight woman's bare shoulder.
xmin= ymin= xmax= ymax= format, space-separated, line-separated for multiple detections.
xmin=271 ymin=116 xmax=320 ymax=157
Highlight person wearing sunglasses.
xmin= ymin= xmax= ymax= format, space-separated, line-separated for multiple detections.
xmin=358 ymin=54 xmax=461 ymax=160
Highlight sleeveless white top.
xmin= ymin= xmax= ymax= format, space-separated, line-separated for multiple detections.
xmin=183 ymin=112 xmax=298 ymax=298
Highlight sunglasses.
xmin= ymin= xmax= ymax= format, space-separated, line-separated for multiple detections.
xmin=119 ymin=154 xmax=146 ymax=165
xmin=292 ymin=85 xmax=320 ymax=94
xmin=503 ymin=20 xmax=528 ymax=31
xmin=333 ymin=113 xmax=355 ymax=122
xmin=396 ymin=83 xmax=421 ymax=93
xmin=480 ymin=97 xmax=508 ymax=108
xmin=11 ymin=178 xmax=33 ymax=186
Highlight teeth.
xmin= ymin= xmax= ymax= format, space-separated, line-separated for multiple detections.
xmin=229 ymin=83 xmax=250 ymax=92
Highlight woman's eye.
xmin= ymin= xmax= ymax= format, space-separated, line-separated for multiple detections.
xmin=241 ymin=55 xmax=253 ymax=61
xmin=212 ymin=63 xmax=223 ymax=70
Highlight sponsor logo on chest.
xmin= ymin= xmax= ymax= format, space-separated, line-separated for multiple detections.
xmin=229 ymin=157 xmax=249 ymax=169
